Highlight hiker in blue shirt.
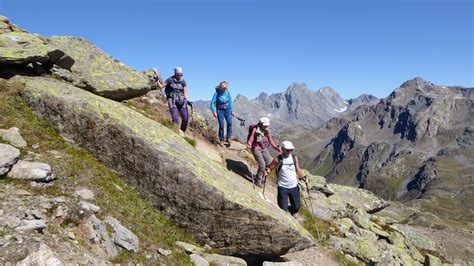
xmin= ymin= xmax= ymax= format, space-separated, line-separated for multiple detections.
xmin=210 ymin=81 xmax=233 ymax=147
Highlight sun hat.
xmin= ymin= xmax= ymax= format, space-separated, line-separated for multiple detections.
xmin=259 ymin=117 xmax=270 ymax=126
xmin=281 ymin=140 xmax=295 ymax=150
xmin=174 ymin=67 xmax=183 ymax=75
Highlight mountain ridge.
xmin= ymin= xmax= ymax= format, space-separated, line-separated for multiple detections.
xmin=194 ymin=83 xmax=379 ymax=142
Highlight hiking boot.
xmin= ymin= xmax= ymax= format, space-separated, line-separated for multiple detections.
xmin=225 ymin=138 xmax=231 ymax=145
xmin=255 ymin=176 xmax=264 ymax=188
xmin=218 ymin=140 xmax=225 ymax=147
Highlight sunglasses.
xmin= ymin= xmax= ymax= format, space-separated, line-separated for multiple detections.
xmin=176 ymin=74 xmax=183 ymax=77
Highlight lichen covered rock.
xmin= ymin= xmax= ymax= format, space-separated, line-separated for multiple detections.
xmin=49 ymin=36 xmax=150 ymax=101
xmin=0 ymin=32 xmax=69 ymax=66
xmin=14 ymin=76 xmax=314 ymax=257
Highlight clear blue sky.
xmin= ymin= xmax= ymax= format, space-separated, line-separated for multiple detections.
xmin=2 ymin=0 xmax=472 ymax=101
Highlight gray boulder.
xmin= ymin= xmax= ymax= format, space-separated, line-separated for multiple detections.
xmin=203 ymin=253 xmax=247 ymax=266
xmin=77 ymin=214 xmax=118 ymax=259
xmin=190 ymin=253 xmax=209 ymax=266
xmin=75 ymin=188 xmax=95 ymax=200
xmin=0 ymin=127 xmax=27 ymax=148
xmin=424 ymin=254 xmax=442 ymax=266
xmin=303 ymin=176 xmax=389 ymax=222
xmin=7 ymin=160 xmax=55 ymax=182
xmin=262 ymin=262 xmax=303 ymax=266
xmin=17 ymin=242 xmax=63 ymax=266
xmin=0 ymin=143 xmax=20 ymax=176
xmin=0 ymin=32 xmax=70 ymax=67
xmin=176 ymin=241 xmax=204 ymax=254
xmin=105 ymin=216 xmax=139 ymax=253
xmin=79 ymin=201 xmax=100 ymax=214
xmin=15 ymin=76 xmax=314 ymax=257
xmin=49 ymin=36 xmax=150 ymax=101
xmin=14 ymin=219 xmax=46 ymax=232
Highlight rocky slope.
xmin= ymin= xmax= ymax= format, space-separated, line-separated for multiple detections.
xmin=0 ymin=15 xmax=316 ymax=264
xmin=300 ymin=78 xmax=473 ymax=226
xmin=194 ymin=83 xmax=378 ymax=142
xmin=1 ymin=15 xmax=470 ymax=265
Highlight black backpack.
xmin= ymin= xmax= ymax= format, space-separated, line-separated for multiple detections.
xmin=166 ymin=77 xmax=186 ymax=107
xmin=247 ymin=123 xmax=258 ymax=142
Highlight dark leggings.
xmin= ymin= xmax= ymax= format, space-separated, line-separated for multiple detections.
xmin=277 ymin=186 xmax=301 ymax=215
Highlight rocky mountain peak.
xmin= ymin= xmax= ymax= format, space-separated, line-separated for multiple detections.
xmin=348 ymin=94 xmax=378 ymax=105
xmin=317 ymin=86 xmax=338 ymax=96
xmin=284 ymin=82 xmax=311 ymax=95
xmin=400 ymin=77 xmax=434 ymax=89
xmin=257 ymin=92 xmax=268 ymax=101
xmin=235 ymin=94 xmax=248 ymax=101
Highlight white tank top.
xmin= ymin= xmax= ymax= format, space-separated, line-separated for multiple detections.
xmin=278 ymin=155 xmax=298 ymax=188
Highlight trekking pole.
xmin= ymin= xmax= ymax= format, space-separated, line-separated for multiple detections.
xmin=188 ymin=101 xmax=194 ymax=125
xmin=262 ymin=171 xmax=268 ymax=198
xmin=232 ymin=114 xmax=246 ymax=127
xmin=305 ymin=178 xmax=321 ymax=241
xmin=250 ymin=173 xmax=255 ymax=190
xmin=187 ymin=102 xmax=195 ymax=140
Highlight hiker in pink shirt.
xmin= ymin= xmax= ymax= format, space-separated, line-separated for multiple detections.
xmin=247 ymin=117 xmax=280 ymax=187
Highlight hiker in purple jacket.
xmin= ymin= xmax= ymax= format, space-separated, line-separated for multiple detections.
xmin=156 ymin=67 xmax=190 ymax=132
xmin=247 ymin=117 xmax=280 ymax=187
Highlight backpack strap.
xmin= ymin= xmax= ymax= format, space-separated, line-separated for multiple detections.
xmin=276 ymin=154 xmax=284 ymax=177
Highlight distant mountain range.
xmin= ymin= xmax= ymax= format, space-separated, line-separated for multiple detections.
xmin=194 ymin=83 xmax=379 ymax=142
xmin=295 ymin=77 xmax=473 ymax=222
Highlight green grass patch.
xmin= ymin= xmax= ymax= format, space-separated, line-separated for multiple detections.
xmin=299 ymin=199 xmax=364 ymax=265
xmin=184 ymin=136 xmax=196 ymax=148
xmin=300 ymin=207 xmax=333 ymax=244
xmin=331 ymin=251 xmax=363 ymax=266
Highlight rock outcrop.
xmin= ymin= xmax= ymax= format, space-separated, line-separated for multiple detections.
xmin=18 ymin=242 xmax=63 ymax=266
xmin=0 ymin=32 xmax=69 ymax=66
xmin=104 ymin=216 xmax=139 ymax=253
xmin=12 ymin=76 xmax=314 ymax=258
xmin=7 ymin=160 xmax=56 ymax=182
xmin=0 ymin=143 xmax=20 ymax=176
xmin=302 ymin=174 xmax=428 ymax=264
xmin=49 ymin=36 xmax=150 ymax=101
xmin=0 ymin=16 xmax=150 ymax=101
xmin=0 ymin=127 xmax=27 ymax=148
xmin=0 ymin=16 xmax=25 ymax=33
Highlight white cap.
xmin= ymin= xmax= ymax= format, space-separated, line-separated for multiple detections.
xmin=174 ymin=67 xmax=183 ymax=75
xmin=281 ymin=140 xmax=295 ymax=150
xmin=259 ymin=117 xmax=270 ymax=126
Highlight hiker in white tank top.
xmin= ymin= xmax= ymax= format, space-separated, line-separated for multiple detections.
xmin=278 ymin=155 xmax=298 ymax=188
xmin=265 ymin=141 xmax=308 ymax=215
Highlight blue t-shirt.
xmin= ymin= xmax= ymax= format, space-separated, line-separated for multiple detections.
xmin=210 ymin=89 xmax=233 ymax=112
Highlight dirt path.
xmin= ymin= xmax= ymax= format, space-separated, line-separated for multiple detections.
xmin=195 ymin=137 xmax=339 ymax=265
